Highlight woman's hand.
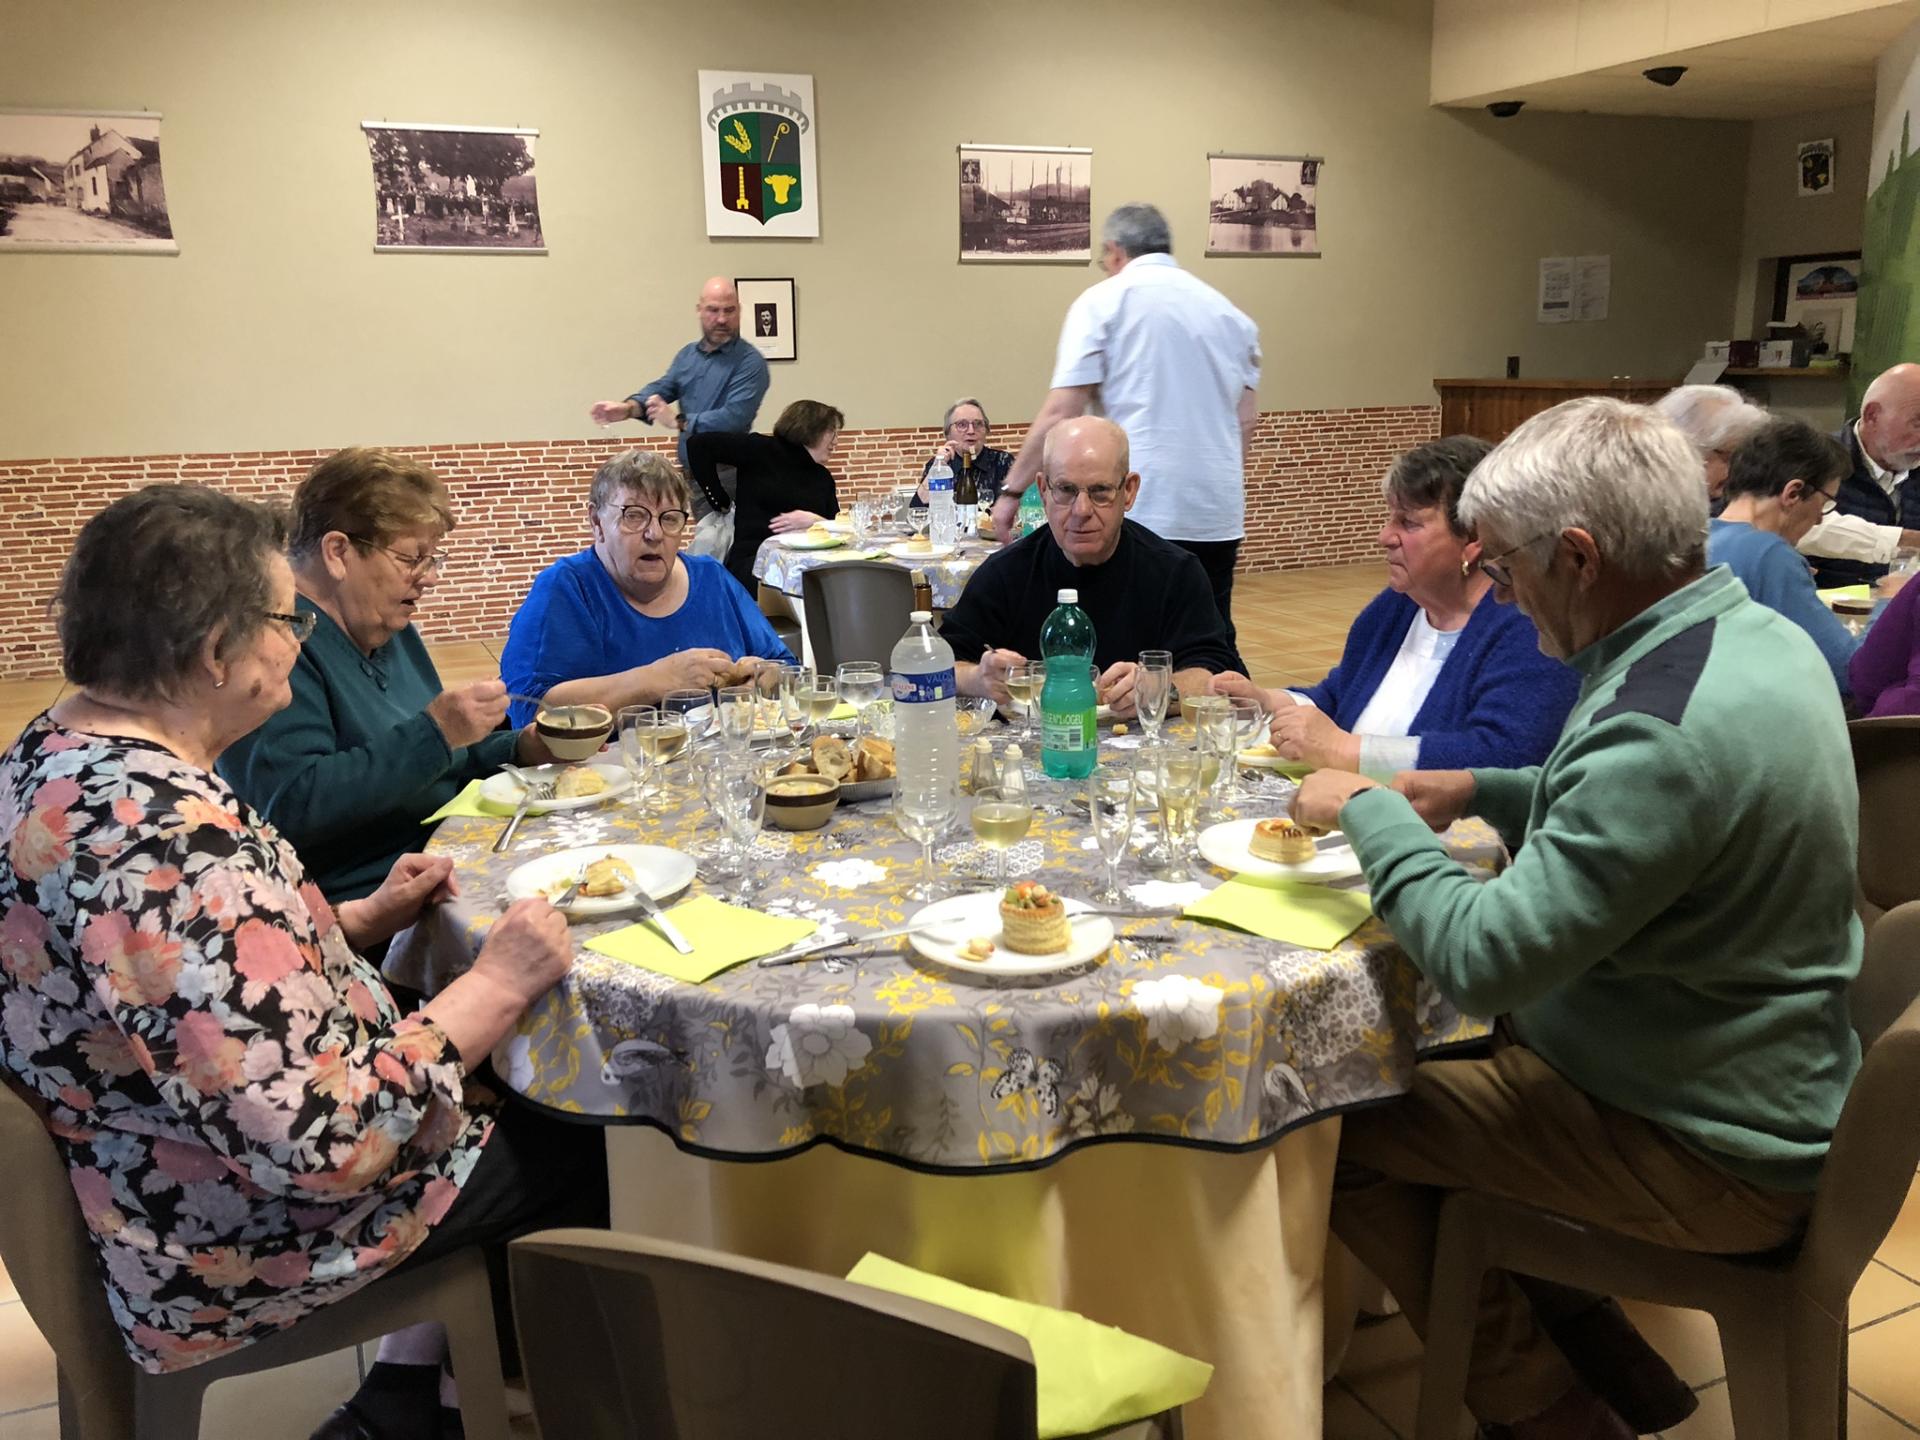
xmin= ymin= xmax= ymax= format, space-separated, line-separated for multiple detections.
xmin=1269 ymin=704 xmax=1360 ymax=772
xmin=471 ymin=899 xmax=573 ymax=1008
xmin=641 ymin=648 xmax=734 ymax=696
xmin=768 ymin=510 xmax=824 ymax=534
xmin=427 ymin=680 xmax=510 ymax=750
xmin=340 ymin=854 xmax=459 ymax=949
xmin=1291 ymin=771 xmax=1381 ymax=832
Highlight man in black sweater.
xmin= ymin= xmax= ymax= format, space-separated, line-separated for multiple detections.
xmin=945 ymin=416 xmax=1241 ymax=717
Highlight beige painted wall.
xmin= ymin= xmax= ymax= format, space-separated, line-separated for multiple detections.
xmin=0 ymin=0 xmax=1749 ymax=460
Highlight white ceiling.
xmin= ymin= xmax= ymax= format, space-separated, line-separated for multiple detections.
xmin=1440 ymin=1 xmax=1920 ymax=118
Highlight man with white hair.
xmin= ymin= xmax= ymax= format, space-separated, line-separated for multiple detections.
xmin=1650 ymin=382 xmax=1766 ymax=508
xmin=1293 ymin=397 xmax=1861 ymax=1439
xmin=988 ymin=203 xmax=1261 ymax=643
xmin=1798 ymin=361 xmax=1920 ymax=587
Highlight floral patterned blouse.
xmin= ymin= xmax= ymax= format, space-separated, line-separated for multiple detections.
xmin=0 ymin=715 xmax=493 ymax=1374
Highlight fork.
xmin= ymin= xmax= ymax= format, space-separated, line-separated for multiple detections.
xmin=494 ymin=777 xmax=555 ymax=852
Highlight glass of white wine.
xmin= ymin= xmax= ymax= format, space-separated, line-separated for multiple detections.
xmin=1087 ymin=770 xmax=1136 ymax=903
xmin=1005 ymin=659 xmax=1046 ymax=745
xmin=836 ymin=661 xmax=886 ymax=740
xmin=1152 ymin=745 xmax=1205 ymax=883
xmin=660 ymin=688 xmax=709 ymax=798
xmin=969 ymin=783 xmax=1035 ymax=883
xmin=894 ymin=780 xmax=957 ymax=900
xmin=616 ymin=705 xmax=659 ymax=809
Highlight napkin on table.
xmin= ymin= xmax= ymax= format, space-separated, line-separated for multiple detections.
xmin=1817 ymin=583 xmax=1872 ymax=603
xmin=845 ymin=1253 xmax=1211 ymax=1440
xmin=1182 ymin=877 xmax=1372 ymax=950
xmin=584 ymin=895 xmax=816 ymax=983
xmin=421 ymin=779 xmax=515 ymax=823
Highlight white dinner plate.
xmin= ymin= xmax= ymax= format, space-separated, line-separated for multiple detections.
xmin=504 ymin=844 xmax=697 ymax=920
xmin=820 ymin=519 xmax=854 ymax=534
xmin=1197 ymin=817 xmax=1361 ymax=885
xmin=906 ymin=892 xmax=1115 ymax=978
xmin=778 ymin=531 xmax=844 ymax=550
xmin=479 ymin=762 xmax=631 ymax=814
xmin=1236 ymin=748 xmax=1313 ymax=777
xmin=886 ymin=541 xmax=956 ymax=562
xmin=678 ymin=701 xmax=792 ymax=743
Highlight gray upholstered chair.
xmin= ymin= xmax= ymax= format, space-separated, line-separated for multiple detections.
xmin=802 ymin=559 xmax=916 ymax=675
xmin=1848 ymin=714 xmax=1920 ymax=930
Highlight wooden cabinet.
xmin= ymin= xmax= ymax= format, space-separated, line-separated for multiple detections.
xmin=1434 ymin=377 xmax=1679 ymax=445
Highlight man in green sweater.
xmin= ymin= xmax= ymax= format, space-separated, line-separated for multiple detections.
xmin=1294 ymin=397 xmax=1861 ymax=1439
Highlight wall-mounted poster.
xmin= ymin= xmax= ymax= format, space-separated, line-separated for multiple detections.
xmin=1776 ymin=252 xmax=1860 ymax=354
xmin=1799 ymin=138 xmax=1835 ymax=196
xmin=958 ymin=144 xmax=1092 ymax=262
xmin=0 ymin=109 xmax=176 ymax=253
xmin=737 ymin=276 xmax=796 ymax=361
xmin=700 ymin=71 xmax=819 ymax=238
xmin=362 ymin=122 xmax=544 ymax=253
xmin=1207 ymin=153 xmax=1319 ymax=257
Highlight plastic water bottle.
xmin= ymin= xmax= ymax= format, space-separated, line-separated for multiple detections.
xmin=1039 ymin=589 xmax=1098 ymax=780
xmin=1016 ymin=483 xmax=1045 ymax=541
xmin=890 ymin=610 xmax=959 ymax=798
xmin=926 ymin=454 xmax=956 ymax=549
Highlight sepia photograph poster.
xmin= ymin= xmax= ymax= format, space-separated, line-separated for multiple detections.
xmin=363 ymin=122 xmax=544 ymax=253
xmin=1206 ymin=153 xmax=1319 ymax=257
xmin=0 ymin=109 xmax=177 ymax=253
xmin=700 ymin=71 xmax=819 ymax=238
xmin=958 ymin=144 xmax=1092 ymax=262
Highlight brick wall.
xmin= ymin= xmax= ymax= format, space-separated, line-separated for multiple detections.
xmin=0 ymin=404 xmax=1435 ymax=680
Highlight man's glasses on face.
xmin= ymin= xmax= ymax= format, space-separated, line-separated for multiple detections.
xmin=610 ymin=504 xmax=691 ymax=536
xmin=1042 ymin=479 xmax=1124 ymax=509
xmin=1478 ymin=530 xmax=1559 ymax=588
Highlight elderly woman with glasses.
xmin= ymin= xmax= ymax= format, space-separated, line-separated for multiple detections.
xmin=1652 ymin=383 xmax=1768 ymax=511
xmin=500 ymin=449 xmax=794 ymax=727
xmin=1212 ymin=436 xmax=1579 ymax=776
xmin=222 ymin=448 xmax=555 ymax=906
xmin=1708 ymin=415 xmax=1859 ymax=691
xmin=912 ymin=397 xmax=1013 ymax=508
xmin=3 ymin=485 xmax=605 ymax=1437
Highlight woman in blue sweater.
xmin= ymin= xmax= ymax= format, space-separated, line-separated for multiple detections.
xmin=1215 ymin=436 xmax=1579 ymax=776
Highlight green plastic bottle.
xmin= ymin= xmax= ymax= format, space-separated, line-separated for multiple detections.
xmin=1039 ymin=588 xmax=1098 ymax=779
xmin=1016 ymin=483 xmax=1045 ymax=540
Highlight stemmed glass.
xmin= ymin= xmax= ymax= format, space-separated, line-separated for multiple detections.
xmin=689 ymin=742 xmax=741 ymax=875
xmin=1135 ymin=651 xmax=1173 ymax=744
xmin=713 ymin=754 xmax=769 ymax=901
xmin=802 ymin=675 xmax=842 ymax=735
xmin=836 ymin=661 xmax=886 ymax=740
xmin=775 ymin=664 xmax=813 ymax=749
xmin=661 ymin=688 xmax=709 ymax=796
xmin=851 ymin=499 xmax=876 ymax=549
xmin=906 ymin=504 xmax=932 ymax=543
xmin=1005 ymin=660 xmax=1045 ymax=745
xmin=616 ymin=705 xmax=661 ymax=811
xmin=1148 ymin=744 xmax=1204 ymax=883
xmin=716 ymin=684 xmax=757 ymax=753
xmin=969 ymin=783 xmax=1034 ymax=884
xmin=1185 ymin=694 xmax=1233 ymax=811
xmin=894 ymin=781 xmax=957 ymax=901
xmin=1087 ymin=770 xmax=1137 ymax=903
xmin=1225 ymin=696 xmax=1266 ymax=803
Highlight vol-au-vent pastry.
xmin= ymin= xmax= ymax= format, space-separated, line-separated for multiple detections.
xmin=1250 ymin=818 xmax=1316 ymax=865
xmin=553 ymin=765 xmax=609 ymax=799
xmin=580 ymin=855 xmax=637 ymax=898
xmin=999 ymin=881 xmax=1068 ymax=954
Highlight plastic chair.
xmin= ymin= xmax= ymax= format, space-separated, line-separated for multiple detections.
xmin=1848 ymin=715 xmax=1920 ymax=929
xmin=802 ymin=560 xmax=915 ymax=675
xmin=0 ymin=1076 xmax=512 ymax=1440
xmin=508 ymin=1228 xmax=1185 ymax=1440
xmin=1412 ymin=922 xmax=1920 ymax=1440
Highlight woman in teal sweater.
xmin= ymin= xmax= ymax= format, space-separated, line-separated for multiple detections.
xmin=221 ymin=449 xmax=552 ymax=903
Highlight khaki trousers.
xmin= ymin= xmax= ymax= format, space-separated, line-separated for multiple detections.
xmin=1332 ymin=1041 xmax=1811 ymax=1425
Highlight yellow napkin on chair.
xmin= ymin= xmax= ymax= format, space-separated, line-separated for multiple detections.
xmin=583 ymin=895 xmax=816 ymax=983
xmin=846 ymin=1253 xmax=1211 ymax=1439
xmin=421 ymin=780 xmax=515 ymax=823
xmin=1182 ymin=878 xmax=1372 ymax=950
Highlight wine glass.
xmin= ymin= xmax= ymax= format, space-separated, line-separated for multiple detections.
xmin=907 ymin=504 xmax=931 ymax=543
xmin=836 ymin=661 xmax=886 ymax=740
xmin=802 ymin=675 xmax=843 ymax=734
xmin=775 ymin=664 xmax=814 ymax=748
xmin=1087 ymin=770 xmax=1136 ymax=903
xmin=969 ymin=783 xmax=1034 ymax=884
xmin=616 ymin=705 xmax=660 ymax=810
xmin=894 ymin=781 xmax=957 ymax=901
xmin=661 ymin=688 xmax=709 ymax=795
xmin=714 ymin=754 xmax=769 ymax=901
xmin=1135 ymin=651 xmax=1173 ymax=744
xmin=688 ymin=742 xmax=741 ymax=874
xmin=1184 ymin=694 xmax=1234 ymax=808
xmin=851 ymin=499 xmax=875 ymax=548
xmin=1225 ymin=696 xmax=1266 ymax=803
xmin=1150 ymin=744 xmax=1204 ymax=883
xmin=1005 ymin=659 xmax=1045 ymax=745
xmin=716 ymin=684 xmax=758 ymax=753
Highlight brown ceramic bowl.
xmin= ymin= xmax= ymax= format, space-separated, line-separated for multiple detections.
xmin=534 ymin=703 xmax=614 ymax=760
xmin=763 ymin=774 xmax=841 ymax=831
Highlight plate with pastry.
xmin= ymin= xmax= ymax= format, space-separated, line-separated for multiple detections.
xmin=478 ymin=761 xmax=632 ymax=814
xmin=886 ymin=539 xmax=956 ymax=562
xmin=905 ymin=884 xmax=1114 ymax=978
xmin=1235 ymin=742 xmax=1312 ymax=778
xmin=778 ymin=527 xmax=845 ymax=550
xmin=504 ymin=844 xmax=697 ymax=920
xmin=1197 ymin=817 xmax=1360 ymax=884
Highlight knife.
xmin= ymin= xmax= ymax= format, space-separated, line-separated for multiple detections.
xmin=627 ymin=884 xmax=694 ymax=955
xmin=756 ymin=905 xmax=1181 ymax=967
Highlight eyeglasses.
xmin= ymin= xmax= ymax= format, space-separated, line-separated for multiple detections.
xmin=264 ymin=609 xmax=317 ymax=642
xmin=352 ymin=537 xmax=449 ymax=577
xmin=609 ymin=504 xmax=691 ymax=535
xmin=1800 ymin=483 xmax=1841 ymax=517
xmin=1042 ymin=479 xmax=1125 ymax=509
xmin=1478 ymin=530 xmax=1560 ymax=588
xmin=949 ymin=417 xmax=987 ymax=431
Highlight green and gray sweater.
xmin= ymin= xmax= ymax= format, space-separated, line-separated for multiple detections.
xmin=1341 ymin=567 xmax=1861 ymax=1192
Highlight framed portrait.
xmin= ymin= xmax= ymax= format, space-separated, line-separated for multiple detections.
xmin=0 ymin=108 xmax=177 ymax=254
xmin=737 ymin=277 xmax=796 ymax=361
xmin=958 ymin=144 xmax=1092 ymax=262
xmin=701 ymin=71 xmax=819 ymax=238
xmin=1207 ymin=153 xmax=1320 ymax=257
xmin=1773 ymin=252 xmax=1859 ymax=354
xmin=362 ymin=122 xmax=544 ymax=253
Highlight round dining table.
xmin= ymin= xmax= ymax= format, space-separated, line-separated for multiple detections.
xmin=386 ymin=729 xmax=1497 ymax=1440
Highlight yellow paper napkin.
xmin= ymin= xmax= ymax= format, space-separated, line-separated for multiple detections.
xmin=421 ymin=779 xmax=515 ymax=823
xmin=1818 ymin=583 xmax=1872 ymax=602
xmin=846 ymin=1253 xmax=1211 ymax=1439
xmin=1183 ymin=877 xmax=1372 ymax=950
xmin=828 ymin=701 xmax=857 ymax=720
xmin=583 ymin=895 xmax=816 ymax=983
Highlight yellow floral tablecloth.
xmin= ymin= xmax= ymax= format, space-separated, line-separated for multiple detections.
xmin=751 ymin=533 xmax=995 ymax=608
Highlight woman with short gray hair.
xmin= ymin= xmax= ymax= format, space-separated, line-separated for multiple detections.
xmin=1652 ymin=383 xmax=1767 ymax=508
xmin=913 ymin=396 xmax=1014 ymax=514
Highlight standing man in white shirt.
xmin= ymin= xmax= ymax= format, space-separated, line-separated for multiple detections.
xmin=989 ymin=203 xmax=1261 ymax=643
xmin=1798 ymin=362 xmax=1920 ymax=588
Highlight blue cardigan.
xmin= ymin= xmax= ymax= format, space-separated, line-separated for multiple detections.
xmin=1295 ymin=587 xmax=1580 ymax=770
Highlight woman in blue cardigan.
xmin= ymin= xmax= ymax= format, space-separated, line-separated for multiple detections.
xmin=1215 ymin=436 xmax=1579 ymax=776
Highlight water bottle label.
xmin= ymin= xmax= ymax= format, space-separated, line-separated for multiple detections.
xmin=1041 ymin=712 xmax=1092 ymax=751
xmin=893 ymin=668 xmax=956 ymax=704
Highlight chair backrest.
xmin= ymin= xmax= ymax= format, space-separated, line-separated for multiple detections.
xmin=802 ymin=561 xmax=915 ymax=675
xmin=1796 ymin=985 xmax=1920 ymax=1309
xmin=1850 ymin=898 xmax=1920 ymax=1045
xmin=0 ymin=1076 xmax=128 ymax=1375
xmin=509 ymin=1228 xmax=1040 ymax=1440
xmin=1848 ymin=716 xmax=1920 ymax=922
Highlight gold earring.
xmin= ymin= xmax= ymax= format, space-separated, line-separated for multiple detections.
xmin=1461 ymin=559 xmax=1472 ymax=578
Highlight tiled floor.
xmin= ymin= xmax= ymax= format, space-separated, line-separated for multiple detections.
xmin=4 ymin=559 xmax=1914 ymax=1438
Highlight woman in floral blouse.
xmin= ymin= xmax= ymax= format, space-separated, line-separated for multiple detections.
xmin=0 ymin=485 xmax=605 ymax=1440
